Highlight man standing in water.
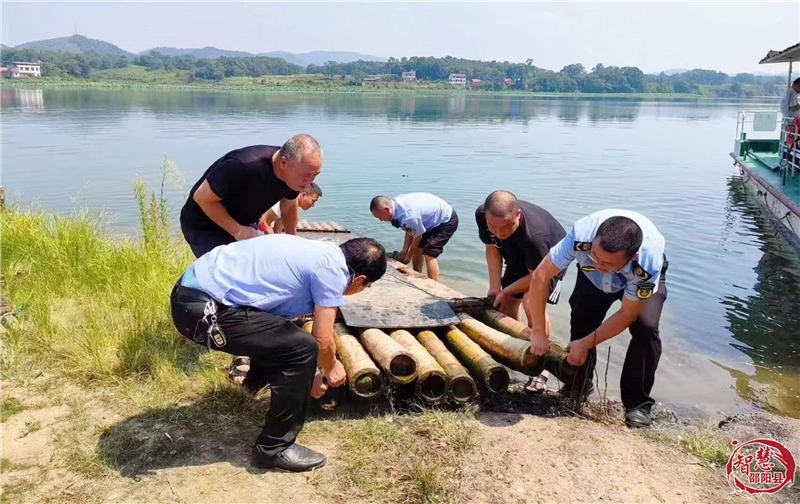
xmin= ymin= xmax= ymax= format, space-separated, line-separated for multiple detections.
xmin=526 ymin=209 xmax=667 ymax=428
xmin=370 ymin=193 xmax=458 ymax=281
xmin=180 ymin=134 xmax=322 ymax=258
xmin=171 ymin=235 xmax=387 ymax=471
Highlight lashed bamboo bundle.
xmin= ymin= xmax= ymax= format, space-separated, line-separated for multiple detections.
xmin=442 ymin=326 xmax=509 ymax=393
xmin=389 ymin=330 xmax=448 ymax=403
xmin=416 ymin=330 xmax=476 ymax=403
xmin=359 ymin=328 xmax=418 ymax=384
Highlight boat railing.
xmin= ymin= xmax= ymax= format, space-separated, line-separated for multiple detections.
xmin=735 ymin=110 xmax=782 ymax=141
xmin=779 ymin=118 xmax=800 ymax=178
xmin=735 ymin=110 xmax=800 ymax=180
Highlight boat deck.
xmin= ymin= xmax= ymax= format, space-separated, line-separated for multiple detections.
xmin=739 ymin=153 xmax=800 ymax=206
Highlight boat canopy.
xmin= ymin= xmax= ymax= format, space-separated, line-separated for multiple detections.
xmin=760 ymin=42 xmax=800 ymax=64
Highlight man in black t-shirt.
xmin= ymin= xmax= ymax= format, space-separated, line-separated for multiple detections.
xmin=475 ymin=191 xmax=566 ymax=326
xmin=180 ymin=134 xmax=323 ymax=258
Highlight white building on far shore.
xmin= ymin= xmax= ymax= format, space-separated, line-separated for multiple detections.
xmin=7 ymin=61 xmax=42 ymax=78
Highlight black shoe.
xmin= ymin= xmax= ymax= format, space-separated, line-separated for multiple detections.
xmin=252 ymin=443 xmax=326 ymax=472
xmin=625 ymin=408 xmax=653 ymax=428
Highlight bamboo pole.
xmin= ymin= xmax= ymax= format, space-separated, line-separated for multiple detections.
xmin=442 ymin=326 xmax=509 ymax=393
xmin=303 ymin=321 xmax=383 ymax=397
xmin=389 ymin=330 xmax=448 ymax=403
xmin=457 ymin=314 xmax=546 ymax=375
xmin=332 ymin=323 xmax=383 ymax=398
xmin=416 ymin=330 xmax=476 ymax=403
xmin=359 ymin=328 xmax=418 ymax=384
xmin=475 ymin=311 xmax=582 ymax=385
xmin=481 ymin=309 xmax=530 ymax=341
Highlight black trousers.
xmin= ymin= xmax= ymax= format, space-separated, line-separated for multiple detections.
xmin=568 ymin=259 xmax=668 ymax=412
xmin=170 ymin=283 xmax=318 ymax=456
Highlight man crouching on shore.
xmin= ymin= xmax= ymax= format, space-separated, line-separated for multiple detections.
xmin=170 ymin=235 xmax=387 ymax=471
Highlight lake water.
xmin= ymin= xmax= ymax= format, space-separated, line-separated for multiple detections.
xmin=2 ymin=88 xmax=799 ymax=419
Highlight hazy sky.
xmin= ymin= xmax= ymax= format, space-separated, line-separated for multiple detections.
xmin=2 ymin=2 xmax=798 ymax=74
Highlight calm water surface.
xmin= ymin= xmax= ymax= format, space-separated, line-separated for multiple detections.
xmin=2 ymin=88 xmax=798 ymax=418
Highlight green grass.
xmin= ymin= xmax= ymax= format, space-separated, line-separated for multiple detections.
xmin=676 ymin=429 xmax=733 ymax=466
xmin=0 ymin=158 xmax=202 ymax=393
xmin=643 ymin=426 xmax=733 ymax=467
xmin=1 ymin=397 xmax=25 ymax=422
xmin=0 ymin=480 xmax=36 ymax=504
xmin=0 ymin=457 xmax=32 ymax=473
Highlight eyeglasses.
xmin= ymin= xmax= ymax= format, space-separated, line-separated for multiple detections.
xmin=587 ymin=251 xmax=624 ymax=273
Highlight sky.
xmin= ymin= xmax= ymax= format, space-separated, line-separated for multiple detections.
xmin=2 ymin=1 xmax=799 ymax=74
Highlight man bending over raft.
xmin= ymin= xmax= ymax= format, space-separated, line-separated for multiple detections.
xmin=370 ymin=193 xmax=459 ymax=281
xmin=526 ymin=210 xmax=667 ymax=428
xmin=171 ymin=235 xmax=387 ymax=471
xmin=475 ymin=190 xmax=566 ymax=392
xmin=179 ymin=134 xmax=322 ymax=258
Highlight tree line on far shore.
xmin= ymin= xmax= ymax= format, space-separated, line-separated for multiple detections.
xmin=1 ymin=47 xmax=785 ymax=96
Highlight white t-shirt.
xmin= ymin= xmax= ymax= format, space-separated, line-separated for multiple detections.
xmin=781 ymin=87 xmax=799 ymax=118
xmin=270 ymin=202 xmax=282 ymax=219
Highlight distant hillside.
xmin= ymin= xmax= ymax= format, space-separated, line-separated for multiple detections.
xmin=260 ymin=50 xmax=387 ymax=67
xmin=139 ymin=46 xmax=253 ymax=58
xmin=15 ymin=35 xmax=133 ymax=58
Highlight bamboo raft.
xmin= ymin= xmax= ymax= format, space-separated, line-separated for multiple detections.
xmin=295 ymin=222 xmax=581 ymax=404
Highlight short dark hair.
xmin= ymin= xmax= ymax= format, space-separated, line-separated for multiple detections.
xmin=793 ymin=77 xmax=800 ymax=86
xmin=484 ymin=191 xmax=520 ymax=217
xmin=370 ymin=196 xmax=392 ymax=212
xmin=340 ymin=238 xmax=387 ymax=283
xmin=305 ymin=182 xmax=322 ymax=197
xmin=596 ymin=216 xmax=643 ymax=258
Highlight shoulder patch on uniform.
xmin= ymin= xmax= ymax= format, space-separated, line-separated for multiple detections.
xmin=580 ymin=265 xmax=597 ymax=272
xmin=632 ymin=261 xmax=652 ymax=281
xmin=574 ymin=241 xmax=592 ymax=252
xmin=636 ymin=282 xmax=655 ymax=300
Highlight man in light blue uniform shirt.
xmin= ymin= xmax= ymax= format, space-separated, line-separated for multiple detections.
xmin=170 ymin=234 xmax=387 ymax=471
xmin=370 ymin=192 xmax=459 ymax=280
xmin=526 ymin=209 xmax=667 ymax=428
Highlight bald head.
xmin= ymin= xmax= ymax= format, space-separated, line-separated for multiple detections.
xmin=370 ymin=196 xmax=394 ymax=222
xmin=484 ymin=191 xmax=520 ymax=218
xmin=279 ymin=134 xmax=322 ymax=164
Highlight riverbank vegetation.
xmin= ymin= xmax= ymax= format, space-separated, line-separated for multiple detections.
xmin=2 ymin=46 xmax=785 ymax=97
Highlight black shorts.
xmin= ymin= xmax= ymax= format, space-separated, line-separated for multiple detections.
xmin=420 ymin=211 xmax=459 ymax=258
xmin=501 ymin=271 xmax=562 ymax=305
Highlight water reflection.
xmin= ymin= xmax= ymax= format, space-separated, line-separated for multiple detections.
xmin=4 ymin=88 xmax=45 ymax=112
xmin=718 ymin=177 xmax=800 ymax=418
xmin=0 ymin=88 xmax=653 ymax=125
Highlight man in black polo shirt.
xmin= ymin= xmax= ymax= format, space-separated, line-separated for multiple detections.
xmin=180 ymin=134 xmax=322 ymax=258
xmin=476 ymin=191 xmax=566 ymax=391
xmin=476 ymin=190 xmax=566 ymax=334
